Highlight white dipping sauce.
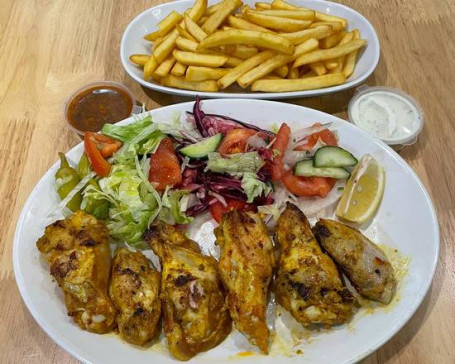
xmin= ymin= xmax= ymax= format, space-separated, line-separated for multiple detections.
xmin=350 ymin=90 xmax=422 ymax=143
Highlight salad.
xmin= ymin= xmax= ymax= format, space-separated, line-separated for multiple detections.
xmin=54 ymin=97 xmax=358 ymax=247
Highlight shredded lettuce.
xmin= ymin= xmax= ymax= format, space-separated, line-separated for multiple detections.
xmin=241 ymin=172 xmax=273 ymax=203
xmin=83 ymin=160 xmax=162 ymax=246
xmin=159 ymin=187 xmax=194 ymax=225
xmin=206 ymin=152 xmax=265 ymax=177
xmin=101 ymin=116 xmax=153 ymax=142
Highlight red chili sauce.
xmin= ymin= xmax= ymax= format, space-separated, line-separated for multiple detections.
xmin=67 ymin=85 xmax=133 ymax=133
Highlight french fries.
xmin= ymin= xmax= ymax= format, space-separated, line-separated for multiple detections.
xmin=231 ymin=45 xmax=259 ymax=59
xmin=186 ymin=66 xmax=230 ymax=81
xmin=176 ymin=24 xmax=197 ymax=41
xmin=153 ymin=55 xmax=176 ymax=78
xmin=161 ymin=74 xmax=220 ymax=91
xmin=288 ymin=67 xmax=299 ymax=79
xmin=255 ymin=2 xmax=272 ymax=9
xmin=252 ymin=9 xmax=315 ymax=21
xmin=320 ymin=31 xmax=346 ymax=49
xmin=227 ymin=15 xmax=274 ymax=33
xmin=310 ymin=61 xmax=327 ymax=76
xmin=244 ymin=11 xmax=311 ymax=32
xmin=144 ymin=11 xmax=183 ymax=41
xmin=309 ymin=21 xmax=345 ymax=32
xmin=331 ymin=30 xmax=355 ymax=73
xmin=218 ymin=50 xmax=275 ymax=89
xmin=281 ymin=25 xmax=333 ymax=45
xmin=198 ymin=29 xmax=294 ymax=55
xmin=132 ymin=0 xmax=366 ymax=93
xmin=343 ymin=29 xmax=361 ymax=77
xmin=171 ymin=62 xmax=187 ymax=76
xmin=251 ymin=73 xmax=346 ymax=92
xmin=130 ymin=54 xmax=150 ymax=66
xmin=202 ymin=0 xmax=239 ymax=34
xmin=175 ymin=37 xmax=198 ymax=52
xmin=187 ymin=0 xmax=208 ymax=22
xmin=237 ymin=38 xmax=318 ymax=87
xmin=173 ymin=50 xmax=228 ymax=67
xmin=293 ymin=39 xmax=367 ymax=68
xmin=185 ymin=15 xmax=207 ymax=41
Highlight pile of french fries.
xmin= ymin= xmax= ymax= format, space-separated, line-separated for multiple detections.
xmin=129 ymin=0 xmax=366 ymax=93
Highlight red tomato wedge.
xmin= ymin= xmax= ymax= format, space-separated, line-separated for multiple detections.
xmin=93 ymin=134 xmax=123 ymax=158
xmin=282 ymin=171 xmax=335 ymax=198
xmin=270 ymin=123 xmax=291 ymax=181
xmin=210 ymin=198 xmax=256 ymax=223
xmin=148 ymin=138 xmax=182 ymax=191
xmin=217 ymin=128 xmax=259 ymax=155
xmin=84 ymin=132 xmax=122 ymax=177
xmin=295 ymin=123 xmax=337 ymax=151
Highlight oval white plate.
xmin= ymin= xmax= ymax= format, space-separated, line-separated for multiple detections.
xmin=14 ymin=100 xmax=438 ymax=364
xmin=120 ymin=0 xmax=380 ymax=99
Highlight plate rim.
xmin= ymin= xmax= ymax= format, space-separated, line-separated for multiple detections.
xmin=119 ymin=0 xmax=381 ymax=99
xmin=13 ymin=99 xmax=439 ymax=364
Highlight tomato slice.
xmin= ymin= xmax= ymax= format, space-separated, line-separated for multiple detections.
xmin=282 ymin=171 xmax=335 ymax=197
xmin=295 ymin=123 xmax=338 ymax=151
xmin=270 ymin=123 xmax=291 ymax=181
xmin=148 ymin=138 xmax=182 ymax=191
xmin=84 ymin=132 xmax=113 ymax=177
xmin=209 ymin=198 xmax=255 ymax=223
xmin=217 ymin=128 xmax=259 ymax=155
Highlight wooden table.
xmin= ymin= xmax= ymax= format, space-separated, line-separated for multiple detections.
xmin=1 ymin=0 xmax=453 ymax=362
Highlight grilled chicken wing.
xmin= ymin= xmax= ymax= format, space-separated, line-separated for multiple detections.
xmin=313 ymin=219 xmax=397 ymax=304
xmin=215 ymin=210 xmax=275 ymax=354
xmin=36 ymin=211 xmax=115 ymax=333
xmin=144 ymin=223 xmax=231 ymax=361
xmin=108 ymin=248 xmax=161 ymax=346
xmin=274 ymin=203 xmax=356 ymax=326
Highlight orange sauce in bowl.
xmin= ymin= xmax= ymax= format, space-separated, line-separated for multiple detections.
xmin=67 ymin=85 xmax=133 ymax=133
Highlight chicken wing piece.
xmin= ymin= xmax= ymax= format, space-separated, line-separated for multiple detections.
xmin=108 ymin=248 xmax=161 ymax=346
xmin=215 ymin=210 xmax=275 ymax=354
xmin=313 ymin=219 xmax=397 ymax=304
xmin=274 ymin=203 xmax=356 ymax=326
xmin=144 ymin=223 xmax=231 ymax=361
xmin=36 ymin=211 xmax=115 ymax=333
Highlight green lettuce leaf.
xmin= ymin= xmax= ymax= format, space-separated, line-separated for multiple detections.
xmin=206 ymin=152 xmax=265 ymax=177
xmin=241 ymin=172 xmax=273 ymax=203
xmin=159 ymin=187 xmax=194 ymax=225
xmin=101 ymin=116 xmax=153 ymax=142
xmin=85 ymin=160 xmax=161 ymax=246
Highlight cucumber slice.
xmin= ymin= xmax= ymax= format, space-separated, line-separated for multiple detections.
xmin=179 ymin=133 xmax=223 ymax=159
xmin=294 ymin=160 xmax=350 ymax=179
xmin=313 ymin=146 xmax=358 ymax=168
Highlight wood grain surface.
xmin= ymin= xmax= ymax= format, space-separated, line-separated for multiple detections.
xmin=1 ymin=0 xmax=454 ymax=363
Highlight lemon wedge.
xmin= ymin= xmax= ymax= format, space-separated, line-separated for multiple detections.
xmin=336 ymin=154 xmax=385 ymax=224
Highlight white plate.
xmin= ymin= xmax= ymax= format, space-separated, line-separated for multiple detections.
xmin=120 ymin=0 xmax=380 ymax=99
xmin=14 ymin=100 xmax=438 ymax=364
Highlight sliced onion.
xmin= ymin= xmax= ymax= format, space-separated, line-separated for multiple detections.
xmin=283 ymin=150 xmax=313 ymax=165
xmin=208 ymin=191 xmax=228 ymax=207
xmin=245 ymin=133 xmax=267 ymax=151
